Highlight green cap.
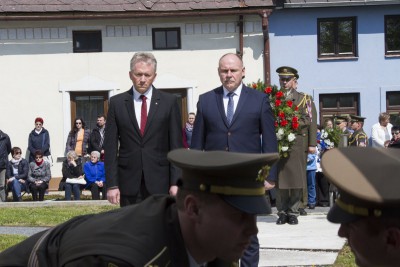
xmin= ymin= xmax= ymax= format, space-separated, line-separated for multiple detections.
xmin=276 ymin=66 xmax=299 ymax=79
xmin=322 ymin=148 xmax=400 ymax=223
xmin=350 ymin=115 xmax=366 ymax=123
xmin=168 ymin=149 xmax=279 ymax=215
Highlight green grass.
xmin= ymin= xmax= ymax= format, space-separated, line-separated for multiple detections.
xmin=332 ymin=243 xmax=356 ymax=267
xmin=0 ymin=234 xmax=28 ymax=252
xmin=0 ymin=205 xmax=118 ymax=226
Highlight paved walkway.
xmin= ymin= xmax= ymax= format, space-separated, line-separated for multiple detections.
xmin=0 ymin=201 xmax=344 ymax=266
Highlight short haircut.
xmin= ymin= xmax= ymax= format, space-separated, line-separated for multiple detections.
xmin=34 ymin=150 xmax=44 ymax=157
xmin=97 ymin=114 xmax=106 ymax=120
xmin=379 ymin=112 xmax=390 ymax=123
xmin=66 ymin=150 xmax=78 ymax=160
xmin=11 ymin=147 xmax=22 ymax=156
xmin=130 ymin=52 xmax=157 ymax=72
xmin=91 ymin=150 xmax=101 ymax=159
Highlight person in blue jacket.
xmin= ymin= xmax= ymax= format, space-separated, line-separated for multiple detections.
xmin=84 ymin=151 xmax=106 ymax=200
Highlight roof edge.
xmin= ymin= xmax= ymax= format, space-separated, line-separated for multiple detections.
xmin=0 ymin=8 xmax=274 ymax=21
xmin=282 ymin=0 xmax=400 ymax=8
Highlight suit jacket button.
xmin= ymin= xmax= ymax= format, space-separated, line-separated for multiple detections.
xmin=228 ymin=132 xmax=231 ymax=136
xmin=225 ymin=147 xmax=229 ymax=151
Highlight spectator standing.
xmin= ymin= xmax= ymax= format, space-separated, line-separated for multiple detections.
xmin=275 ymin=66 xmax=317 ymax=225
xmin=306 ymin=148 xmax=318 ymax=209
xmin=315 ymin=125 xmax=329 ymax=207
xmin=28 ymin=117 xmax=51 ymax=163
xmin=62 ymin=151 xmax=84 ymax=201
xmin=6 ymin=147 xmax=29 ymax=202
xmin=28 ymin=150 xmax=51 ymax=201
xmin=84 ymin=151 xmax=106 ymax=200
xmin=0 ymin=129 xmax=11 ymax=202
xmin=0 ymin=149 xmax=279 ymax=267
xmin=191 ymin=53 xmax=277 ymax=267
xmin=323 ymin=148 xmax=400 ymax=267
xmin=371 ymin=112 xmax=392 ymax=147
xmin=65 ymin=118 xmax=90 ymax=157
xmin=104 ymin=52 xmax=182 ymax=207
xmin=387 ymin=126 xmax=400 ymax=148
xmin=348 ymin=115 xmax=368 ymax=147
xmin=89 ymin=114 xmax=106 ymax=161
xmin=182 ymin=112 xmax=195 ymax=148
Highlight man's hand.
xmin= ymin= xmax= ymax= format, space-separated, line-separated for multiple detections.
xmin=169 ymin=185 xmax=178 ymax=196
xmin=107 ymin=188 xmax=120 ymax=205
xmin=264 ymin=180 xmax=275 ymax=190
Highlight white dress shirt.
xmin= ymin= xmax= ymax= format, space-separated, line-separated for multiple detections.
xmin=223 ymin=84 xmax=242 ymax=117
xmin=133 ymin=86 xmax=153 ymax=129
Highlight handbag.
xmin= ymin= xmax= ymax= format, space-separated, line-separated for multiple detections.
xmin=44 ymin=155 xmax=53 ymax=167
xmin=66 ymin=178 xmax=87 ymax=185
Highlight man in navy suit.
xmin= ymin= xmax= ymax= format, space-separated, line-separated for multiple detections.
xmin=191 ymin=53 xmax=278 ymax=267
xmin=104 ymin=52 xmax=182 ymax=207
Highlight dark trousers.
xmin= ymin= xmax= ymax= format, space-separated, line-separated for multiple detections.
xmin=90 ymin=183 xmax=107 ymax=200
xmin=65 ymin=183 xmax=81 ymax=200
xmin=316 ymin=172 xmax=329 ymax=206
xmin=120 ymin=175 xmax=150 ymax=207
xmin=29 ymin=182 xmax=47 ymax=201
xmin=240 ymin=235 xmax=259 ymax=267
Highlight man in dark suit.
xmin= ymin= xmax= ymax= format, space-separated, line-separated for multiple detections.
xmin=191 ymin=53 xmax=278 ymax=267
xmin=275 ymin=66 xmax=317 ymax=225
xmin=0 ymin=149 xmax=279 ymax=267
xmin=104 ymin=52 xmax=182 ymax=207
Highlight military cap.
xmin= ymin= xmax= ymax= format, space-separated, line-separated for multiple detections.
xmin=276 ymin=66 xmax=299 ymax=79
xmin=168 ymin=149 xmax=279 ymax=215
xmin=350 ymin=115 xmax=366 ymax=123
xmin=335 ymin=115 xmax=348 ymax=124
xmin=322 ymin=147 xmax=400 ymax=223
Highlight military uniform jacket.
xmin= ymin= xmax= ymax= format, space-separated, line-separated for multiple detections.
xmin=0 ymin=196 xmax=235 ymax=267
xmin=348 ymin=128 xmax=368 ymax=147
xmin=277 ymin=90 xmax=317 ymax=189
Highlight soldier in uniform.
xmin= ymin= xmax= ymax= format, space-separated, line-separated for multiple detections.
xmin=322 ymin=147 xmax=400 ymax=267
xmin=335 ymin=115 xmax=350 ymax=135
xmin=274 ymin=66 xmax=317 ymax=225
xmin=348 ymin=115 xmax=368 ymax=147
xmin=0 ymin=149 xmax=279 ymax=267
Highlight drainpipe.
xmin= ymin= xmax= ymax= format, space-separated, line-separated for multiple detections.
xmin=238 ymin=15 xmax=244 ymax=57
xmin=261 ymin=10 xmax=271 ymax=85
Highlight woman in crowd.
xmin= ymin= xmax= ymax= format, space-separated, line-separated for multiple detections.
xmin=27 ymin=150 xmax=51 ymax=201
xmin=28 ymin=117 xmax=51 ymax=163
xmin=182 ymin=112 xmax=195 ymax=149
xmin=6 ymin=147 xmax=29 ymax=202
xmin=62 ymin=150 xmax=85 ymax=200
xmin=84 ymin=151 xmax=106 ymax=200
xmin=65 ymin=117 xmax=90 ymax=157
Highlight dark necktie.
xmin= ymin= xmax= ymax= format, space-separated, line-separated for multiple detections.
xmin=226 ymin=92 xmax=234 ymax=124
xmin=140 ymin=95 xmax=147 ymax=136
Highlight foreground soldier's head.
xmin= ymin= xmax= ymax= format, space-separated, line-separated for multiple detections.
xmin=322 ymin=147 xmax=400 ymax=267
xmin=169 ymin=148 xmax=278 ymax=263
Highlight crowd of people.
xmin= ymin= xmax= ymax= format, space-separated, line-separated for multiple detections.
xmin=0 ymin=51 xmax=399 ymax=266
xmin=0 ymin=114 xmax=108 ymax=202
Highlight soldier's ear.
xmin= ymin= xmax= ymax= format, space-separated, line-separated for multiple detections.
xmin=183 ymin=194 xmax=200 ymax=219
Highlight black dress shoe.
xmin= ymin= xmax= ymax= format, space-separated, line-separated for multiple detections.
xmin=287 ymin=215 xmax=298 ymax=225
xmin=299 ymin=208 xmax=307 ymax=216
xmin=308 ymin=204 xmax=315 ymax=209
xmin=276 ymin=213 xmax=288 ymax=225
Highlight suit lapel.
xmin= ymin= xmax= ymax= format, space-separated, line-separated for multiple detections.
xmin=230 ymin=85 xmax=248 ymax=126
xmin=124 ymin=87 xmax=141 ymax=135
xmin=215 ymin=87 xmax=230 ymax=127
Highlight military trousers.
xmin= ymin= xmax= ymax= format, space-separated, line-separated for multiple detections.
xmin=275 ymin=188 xmax=302 ymax=216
